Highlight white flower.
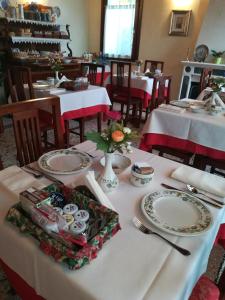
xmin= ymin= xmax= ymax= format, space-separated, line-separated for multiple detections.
xmin=123 ymin=127 xmax=131 ymax=134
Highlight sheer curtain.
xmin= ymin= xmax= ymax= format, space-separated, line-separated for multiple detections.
xmin=103 ymin=0 xmax=136 ymax=58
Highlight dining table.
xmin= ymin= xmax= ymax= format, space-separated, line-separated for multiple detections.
xmin=0 ymin=141 xmax=225 ymax=300
xmin=32 ymin=84 xmax=111 ymax=127
xmin=140 ymin=100 xmax=225 ymax=160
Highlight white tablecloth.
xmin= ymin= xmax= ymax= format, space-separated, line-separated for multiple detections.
xmin=0 ymin=142 xmax=225 ymax=300
xmin=142 ymin=105 xmax=225 ymax=152
xmin=33 ymin=85 xmax=111 ymax=115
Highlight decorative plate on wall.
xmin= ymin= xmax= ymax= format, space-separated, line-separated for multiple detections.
xmin=193 ymin=44 xmax=209 ymax=62
xmin=0 ymin=0 xmax=10 ymax=10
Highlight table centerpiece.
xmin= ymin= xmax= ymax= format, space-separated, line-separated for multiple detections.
xmin=86 ymin=122 xmax=138 ymax=193
xmin=49 ymin=52 xmax=63 ymax=82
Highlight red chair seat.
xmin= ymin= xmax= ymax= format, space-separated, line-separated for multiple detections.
xmin=104 ymin=110 xmax=121 ymax=121
xmin=189 ymin=275 xmax=220 ymax=300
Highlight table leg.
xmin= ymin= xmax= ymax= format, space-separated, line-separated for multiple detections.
xmin=97 ymin=112 xmax=102 ymax=133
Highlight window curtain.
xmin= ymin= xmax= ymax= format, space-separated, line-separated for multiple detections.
xmin=103 ymin=0 xmax=136 ymax=57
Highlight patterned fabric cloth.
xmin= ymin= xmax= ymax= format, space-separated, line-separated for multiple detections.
xmin=6 ymin=185 xmax=121 ymax=270
xmin=189 ymin=275 xmax=220 ymax=300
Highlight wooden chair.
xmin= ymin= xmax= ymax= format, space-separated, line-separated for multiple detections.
xmin=7 ymin=66 xmax=35 ymax=102
xmin=145 ymin=75 xmax=172 ymax=121
xmin=194 ymin=155 xmax=225 ymax=177
xmin=81 ymin=62 xmax=105 ymax=86
xmin=64 ymin=63 xmax=105 ymax=146
xmin=110 ymin=60 xmax=143 ymax=127
xmin=7 ymin=66 xmax=53 ymax=147
xmin=0 ymin=97 xmax=64 ymax=166
xmin=199 ymin=68 xmax=212 ymax=93
xmin=144 ymin=60 xmax=164 ymax=73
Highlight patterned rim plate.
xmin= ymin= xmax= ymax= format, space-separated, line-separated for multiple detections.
xmin=141 ymin=190 xmax=213 ymax=236
xmin=38 ymin=149 xmax=92 ymax=175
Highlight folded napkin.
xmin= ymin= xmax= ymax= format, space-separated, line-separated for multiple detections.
xmin=84 ymin=171 xmax=116 ymax=211
xmin=171 ymin=166 xmax=225 ymax=199
xmin=0 ymin=166 xmax=45 ymax=195
xmin=158 ymin=104 xmax=186 ymax=113
xmin=55 ymin=75 xmax=71 ymax=88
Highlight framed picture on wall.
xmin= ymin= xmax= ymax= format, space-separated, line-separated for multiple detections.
xmin=169 ymin=10 xmax=191 ymax=36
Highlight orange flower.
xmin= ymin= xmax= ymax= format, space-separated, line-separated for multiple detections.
xmin=111 ymin=130 xmax=124 ymax=142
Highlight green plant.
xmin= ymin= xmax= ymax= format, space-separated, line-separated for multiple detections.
xmin=86 ymin=122 xmax=138 ymax=153
xmin=209 ymin=77 xmax=225 ymax=92
xmin=211 ymin=50 xmax=225 ymax=58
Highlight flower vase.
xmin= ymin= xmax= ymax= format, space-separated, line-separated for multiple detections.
xmin=98 ymin=153 xmax=119 ymax=193
xmin=137 ymin=65 xmax=141 ymax=75
xmin=55 ymin=71 xmax=60 ymax=83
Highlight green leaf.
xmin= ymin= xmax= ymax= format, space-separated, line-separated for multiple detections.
xmin=85 ymin=131 xmax=109 ymax=152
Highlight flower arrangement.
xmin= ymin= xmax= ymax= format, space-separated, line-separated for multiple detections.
xmin=86 ymin=122 xmax=138 ymax=154
xmin=209 ymin=77 xmax=225 ymax=93
xmin=49 ymin=53 xmax=63 ymax=72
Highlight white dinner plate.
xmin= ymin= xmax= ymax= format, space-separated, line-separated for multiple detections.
xmin=38 ymin=149 xmax=92 ymax=175
xmin=141 ymin=190 xmax=213 ymax=236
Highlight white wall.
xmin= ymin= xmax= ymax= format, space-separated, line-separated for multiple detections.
xmin=197 ymin=0 xmax=225 ymax=61
xmin=18 ymin=0 xmax=88 ymax=56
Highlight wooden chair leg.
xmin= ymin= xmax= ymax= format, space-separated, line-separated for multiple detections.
xmin=124 ymin=104 xmax=130 ymax=126
xmin=138 ymin=102 xmax=143 ymax=127
xmin=0 ymin=118 xmax=4 ymax=134
xmin=121 ymin=104 xmax=124 ymax=115
xmin=97 ymin=112 xmax=102 ymax=133
xmin=43 ymin=130 xmax=48 ymax=148
xmin=64 ymin=120 xmax=70 ymax=148
xmin=79 ymin=118 xmax=85 ymax=143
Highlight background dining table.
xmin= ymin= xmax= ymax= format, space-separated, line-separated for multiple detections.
xmin=140 ymin=102 xmax=225 ymax=160
xmin=32 ymin=85 xmax=111 ymax=126
xmin=0 ymin=141 xmax=225 ymax=300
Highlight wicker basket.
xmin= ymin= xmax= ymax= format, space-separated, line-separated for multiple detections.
xmin=60 ymin=80 xmax=89 ymax=91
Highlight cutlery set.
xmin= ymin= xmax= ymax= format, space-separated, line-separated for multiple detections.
xmin=161 ymin=183 xmax=224 ymax=208
xmin=23 ymin=165 xmax=64 ymax=185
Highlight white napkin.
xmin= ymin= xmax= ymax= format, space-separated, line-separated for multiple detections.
xmin=158 ymin=104 xmax=186 ymax=113
xmin=145 ymin=68 xmax=150 ymax=74
xmin=84 ymin=171 xmax=116 ymax=212
xmin=171 ymin=165 xmax=225 ymax=200
xmin=0 ymin=166 xmax=45 ymax=195
xmin=55 ymin=75 xmax=71 ymax=88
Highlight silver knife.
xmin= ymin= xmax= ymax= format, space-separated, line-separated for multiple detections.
xmin=24 ymin=165 xmax=64 ymax=186
xmin=161 ymin=183 xmax=223 ymax=209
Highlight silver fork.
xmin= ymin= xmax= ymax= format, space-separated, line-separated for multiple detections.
xmin=133 ymin=217 xmax=191 ymax=256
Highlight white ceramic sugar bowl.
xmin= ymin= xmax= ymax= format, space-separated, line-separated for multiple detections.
xmin=130 ymin=164 xmax=154 ymax=187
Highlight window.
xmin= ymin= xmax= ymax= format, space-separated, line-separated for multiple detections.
xmin=100 ymin=0 xmax=143 ymax=60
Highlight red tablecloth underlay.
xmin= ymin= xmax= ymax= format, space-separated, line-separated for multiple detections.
xmin=140 ymin=133 xmax=225 ymax=160
xmin=0 ymin=259 xmax=44 ymax=300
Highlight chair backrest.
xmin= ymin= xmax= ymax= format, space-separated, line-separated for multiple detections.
xmin=7 ymin=66 xmax=35 ymax=102
xmin=110 ymin=61 xmax=132 ymax=98
xmin=199 ymin=68 xmax=212 ymax=92
xmin=152 ymin=75 xmax=172 ymax=108
xmin=144 ymin=60 xmax=164 ymax=73
xmin=81 ymin=63 xmax=105 ymax=86
xmin=13 ymin=109 xmax=42 ymax=166
xmin=0 ymin=96 xmax=64 ymax=166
